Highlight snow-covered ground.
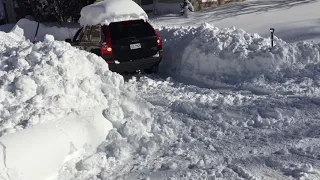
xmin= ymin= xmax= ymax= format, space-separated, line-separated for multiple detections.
xmin=56 ymin=1 xmax=320 ymax=179
xmin=126 ymin=75 xmax=320 ymax=180
xmin=0 ymin=25 xmax=152 ymax=179
xmin=1 ymin=0 xmax=320 ymax=179
xmin=57 ymin=26 xmax=320 ymax=180
xmin=151 ymin=0 xmax=320 ymax=43
xmin=157 ymin=24 xmax=320 ymax=94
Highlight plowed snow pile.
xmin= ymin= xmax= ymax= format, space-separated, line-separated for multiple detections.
xmin=57 ymin=22 xmax=320 ymax=179
xmin=0 ymin=25 xmax=151 ymax=137
xmin=157 ymin=23 xmax=320 ymax=93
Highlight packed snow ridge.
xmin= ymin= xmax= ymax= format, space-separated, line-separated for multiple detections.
xmin=2 ymin=15 xmax=320 ymax=179
xmin=156 ymin=23 xmax=320 ymax=91
xmin=0 ymin=23 xmax=158 ymax=179
xmin=79 ymin=0 xmax=148 ymax=26
xmin=0 ymin=25 xmax=151 ymax=137
xmin=57 ymin=22 xmax=320 ymax=179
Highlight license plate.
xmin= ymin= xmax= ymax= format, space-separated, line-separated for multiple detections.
xmin=130 ymin=43 xmax=141 ymax=50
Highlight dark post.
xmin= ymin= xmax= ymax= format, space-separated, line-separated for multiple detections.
xmin=270 ymin=28 xmax=275 ymax=47
xmin=33 ymin=22 xmax=40 ymax=44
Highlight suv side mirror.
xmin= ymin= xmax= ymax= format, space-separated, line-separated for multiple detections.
xmin=65 ymin=38 xmax=72 ymax=43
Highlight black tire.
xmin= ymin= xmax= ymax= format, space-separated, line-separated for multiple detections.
xmin=144 ymin=64 xmax=159 ymax=74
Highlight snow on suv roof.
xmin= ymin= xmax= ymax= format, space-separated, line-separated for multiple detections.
xmin=79 ymin=0 xmax=148 ymax=26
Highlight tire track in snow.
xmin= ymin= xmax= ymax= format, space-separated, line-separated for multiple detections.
xmin=125 ymin=75 xmax=320 ymax=180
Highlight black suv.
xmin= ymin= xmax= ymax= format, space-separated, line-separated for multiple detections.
xmin=66 ymin=20 xmax=163 ymax=74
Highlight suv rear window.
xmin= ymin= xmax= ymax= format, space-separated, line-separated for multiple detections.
xmin=108 ymin=20 xmax=155 ymax=41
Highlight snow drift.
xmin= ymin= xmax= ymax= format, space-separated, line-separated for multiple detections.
xmin=0 ymin=26 xmax=123 ymax=135
xmin=0 ymin=24 xmax=156 ymax=180
xmin=0 ymin=111 xmax=112 ymax=180
xmin=79 ymin=0 xmax=148 ymax=26
xmin=157 ymin=23 xmax=320 ymax=89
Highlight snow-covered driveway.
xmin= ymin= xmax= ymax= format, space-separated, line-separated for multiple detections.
xmin=1 ymin=0 xmax=320 ymax=179
xmin=53 ymin=1 xmax=320 ymax=178
xmin=117 ymin=75 xmax=320 ymax=180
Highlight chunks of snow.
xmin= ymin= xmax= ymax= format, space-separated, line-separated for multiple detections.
xmin=156 ymin=23 xmax=320 ymax=89
xmin=0 ymin=25 xmax=134 ymax=136
xmin=0 ymin=21 xmax=154 ymax=180
xmin=79 ymin=0 xmax=148 ymax=26
xmin=0 ymin=26 xmax=112 ymax=135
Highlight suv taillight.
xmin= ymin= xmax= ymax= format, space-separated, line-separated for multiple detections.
xmin=156 ymin=35 xmax=162 ymax=46
xmin=101 ymin=26 xmax=113 ymax=55
xmin=101 ymin=42 xmax=112 ymax=53
xmin=147 ymin=21 xmax=162 ymax=47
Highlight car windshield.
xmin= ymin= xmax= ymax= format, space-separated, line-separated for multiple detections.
xmin=108 ymin=20 xmax=155 ymax=41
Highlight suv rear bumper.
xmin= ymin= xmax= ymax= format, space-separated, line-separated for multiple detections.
xmin=108 ymin=56 xmax=162 ymax=73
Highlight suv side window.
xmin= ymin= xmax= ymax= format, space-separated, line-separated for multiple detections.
xmin=82 ymin=26 xmax=91 ymax=42
xmin=81 ymin=25 xmax=101 ymax=42
xmin=90 ymin=25 xmax=101 ymax=42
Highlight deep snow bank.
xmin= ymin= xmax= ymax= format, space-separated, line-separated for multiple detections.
xmin=0 ymin=110 xmax=112 ymax=180
xmin=0 ymin=25 xmax=156 ymax=180
xmin=157 ymin=23 xmax=320 ymax=87
xmin=0 ymin=26 xmax=123 ymax=136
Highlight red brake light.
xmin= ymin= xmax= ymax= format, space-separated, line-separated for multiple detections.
xmin=147 ymin=21 xmax=162 ymax=46
xmin=156 ymin=37 xmax=162 ymax=46
xmin=102 ymin=42 xmax=112 ymax=51
xmin=101 ymin=25 xmax=113 ymax=55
